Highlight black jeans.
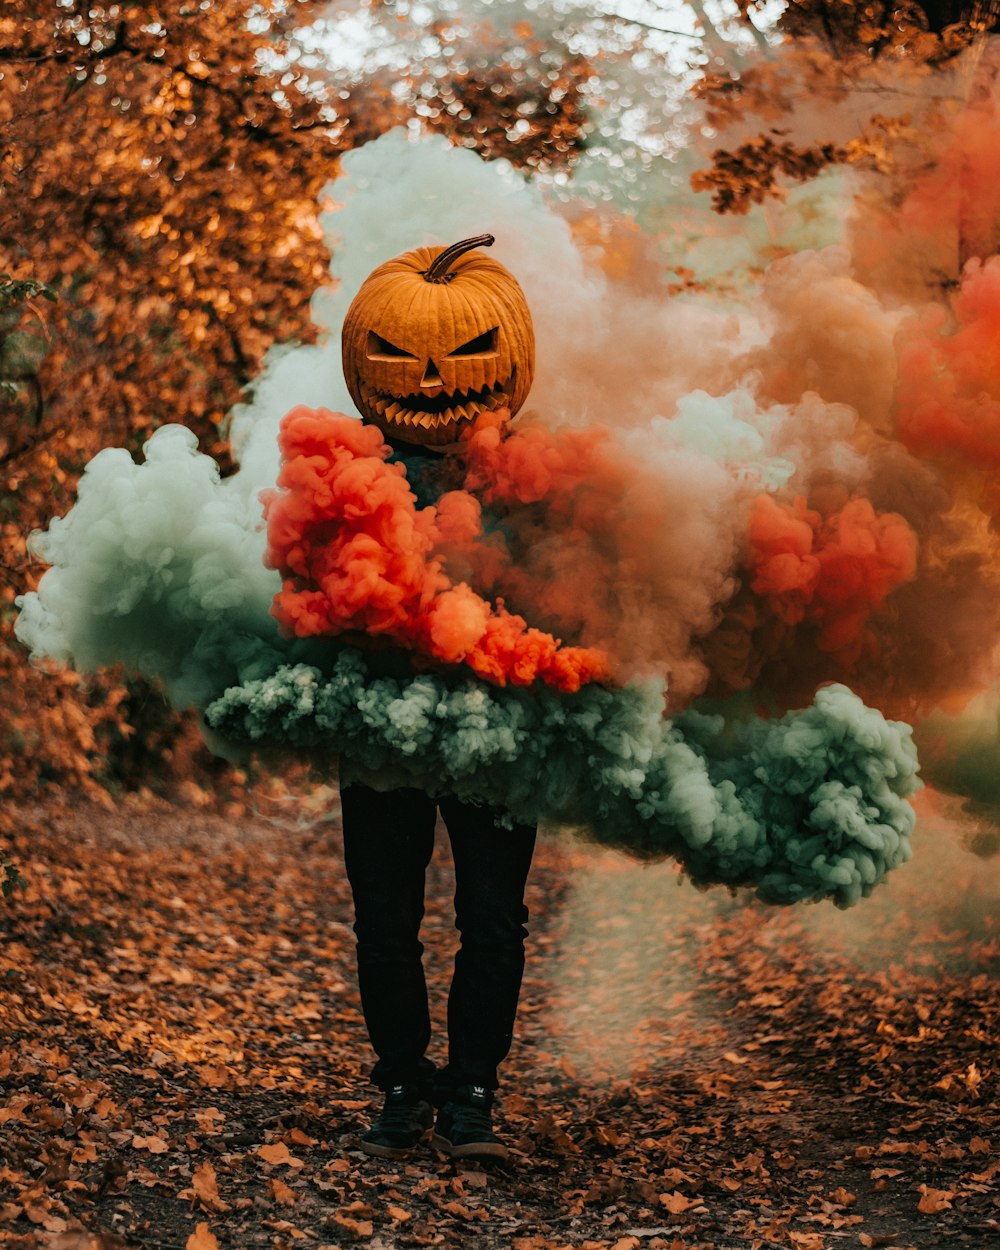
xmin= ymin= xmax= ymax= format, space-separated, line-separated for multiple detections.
xmin=341 ymin=783 xmax=537 ymax=1098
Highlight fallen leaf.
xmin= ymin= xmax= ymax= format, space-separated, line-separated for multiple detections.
xmin=256 ymin=1141 xmax=304 ymax=1168
xmin=195 ymin=1064 xmax=232 ymax=1089
xmin=191 ymin=1161 xmax=229 ymax=1213
xmin=334 ymin=1213 xmax=374 ymax=1237
xmin=658 ymin=1191 xmax=695 ymax=1214
xmin=917 ymin=1185 xmax=954 ymax=1214
xmin=270 ymin=1177 xmax=297 ymax=1206
xmin=186 ymin=1224 xmax=220 ymax=1250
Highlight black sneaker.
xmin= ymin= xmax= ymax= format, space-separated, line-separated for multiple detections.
xmin=432 ymin=1084 xmax=508 ymax=1162
xmin=359 ymin=1083 xmax=434 ymax=1159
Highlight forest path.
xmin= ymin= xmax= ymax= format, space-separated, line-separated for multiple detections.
xmin=1 ymin=794 xmax=997 ymax=1250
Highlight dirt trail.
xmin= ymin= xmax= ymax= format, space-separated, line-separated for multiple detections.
xmin=1 ymin=795 xmax=997 ymax=1250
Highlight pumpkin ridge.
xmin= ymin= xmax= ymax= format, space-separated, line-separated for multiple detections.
xmin=367 ymin=281 xmax=412 ymax=347
xmin=435 ymin=281 xmax=458 ymax=377
xmin=392 ymin=280 xmax=428 ymax=360
xmin=451 ymin=283 xmax=490 ymax=394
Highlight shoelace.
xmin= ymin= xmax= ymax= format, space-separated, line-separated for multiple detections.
xmin=448 ymin=1101 xmax=494 ymax=1136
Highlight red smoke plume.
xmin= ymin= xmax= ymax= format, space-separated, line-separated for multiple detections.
xmin=895 ymin=257 xmax=1000 ymax=497
xmin=747 ymin=494 xmax=918 ymax=661
xmin=263 ymin=407 xmax=610 ymax=692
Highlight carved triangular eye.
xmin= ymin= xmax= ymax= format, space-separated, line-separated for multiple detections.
xmin=447 ymin=327 xmax=499 ymax=357
xmin=366 ymin=331 xmax=417 ymax=360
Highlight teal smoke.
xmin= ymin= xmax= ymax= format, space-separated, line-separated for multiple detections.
xmin=205 ymin=652 xmax=918 ymax=908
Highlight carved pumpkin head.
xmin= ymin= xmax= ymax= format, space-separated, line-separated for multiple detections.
xmin=342 ymin=234 xmax=534 ymax=447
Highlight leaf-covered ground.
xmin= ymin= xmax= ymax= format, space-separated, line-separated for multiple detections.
xmin=1 ymin=791 xmax=997 ymax=1250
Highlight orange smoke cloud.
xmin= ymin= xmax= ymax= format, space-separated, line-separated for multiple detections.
xmin=456 ymin=410 xmax=741 ymax=704
xmin=895 ymin=257 xmax=1000 ymax=494
xmin=747 ymin=494 xmax=918 ymax=662
xmin=263 ymin=407 xmax=609 ymax=693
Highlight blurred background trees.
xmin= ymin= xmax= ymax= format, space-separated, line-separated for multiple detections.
xmin=2 ymin=0 xmax=996 ymax=844
xmin=692 ymin=0 xmax=1000 ymax=213
xmin=2 ymin=1 xmax=341 ymax=824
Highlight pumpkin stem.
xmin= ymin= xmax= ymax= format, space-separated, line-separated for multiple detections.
xmin=423 ymin=234 xmax=495 ymax=283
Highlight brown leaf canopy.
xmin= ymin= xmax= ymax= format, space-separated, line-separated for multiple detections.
xmin=692 ymin=0 xmax=999 ymax=214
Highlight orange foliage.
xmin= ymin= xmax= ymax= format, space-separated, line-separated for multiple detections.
xmin=0 ymin=2 xmax=354 ymax=830
xmin=417 ymin=47 xmax=592 ymax=174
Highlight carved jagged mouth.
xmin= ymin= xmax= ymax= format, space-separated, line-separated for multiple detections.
xmin=360 ymin=379 xmax=512 ymax=432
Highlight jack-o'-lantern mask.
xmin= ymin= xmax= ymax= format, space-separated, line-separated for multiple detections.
xmin=342 ymin=234 xmax=534 ymax=447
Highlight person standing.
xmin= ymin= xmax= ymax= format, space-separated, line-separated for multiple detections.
xmin=338 ymin=234 xmax=542 ymax=1162
xmin=342 ymin=782 xmax=536 ymax=1162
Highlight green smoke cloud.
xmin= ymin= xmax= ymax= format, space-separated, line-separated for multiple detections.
xmin=205 ymin=652 xmax=918 ymax=909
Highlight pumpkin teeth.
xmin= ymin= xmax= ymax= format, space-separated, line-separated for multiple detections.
xmin=365 ymin=378 xmax=515 ymax=444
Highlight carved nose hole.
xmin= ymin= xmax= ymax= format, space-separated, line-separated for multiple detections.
xmin=420 ymin=359 xmax=443 ymax=388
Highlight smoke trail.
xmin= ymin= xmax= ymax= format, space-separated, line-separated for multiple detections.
xmin=205 ymin=652 xmax=917 ymax=909
xmin=15 ymin=426 xmax=292 ymax=710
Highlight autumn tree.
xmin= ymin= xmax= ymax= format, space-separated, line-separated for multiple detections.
xmin=0 ymin=1 xmax=352 ymax=828
xmin=690 ymin=0 xmax=1000 ymax=217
